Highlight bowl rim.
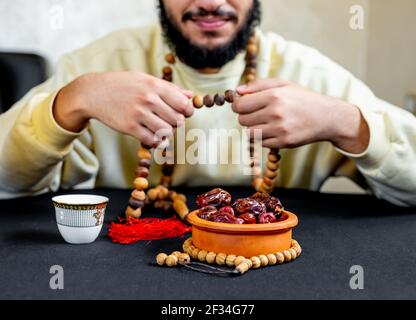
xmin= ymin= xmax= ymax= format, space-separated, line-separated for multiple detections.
xmin=187 ymin=209 xmax=298 ymax=234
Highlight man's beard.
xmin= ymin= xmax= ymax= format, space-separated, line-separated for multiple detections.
xmin=158 ymin=0 xmax=261 ymax=69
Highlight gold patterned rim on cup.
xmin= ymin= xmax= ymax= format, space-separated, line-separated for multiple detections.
xmin=52 ymin=195 xmax=109 ymax=211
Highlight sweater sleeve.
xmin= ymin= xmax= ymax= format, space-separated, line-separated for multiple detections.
xmin=335 ymin=76 xmax=416 ymax=207
xmin=0 ymin=54 xmax=96 ymax=199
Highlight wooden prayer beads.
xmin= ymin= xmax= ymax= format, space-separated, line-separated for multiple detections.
xmin=156 ymin=238 xmax=302 ymax=275
xmin=126 ymin=144 xmax=153 ymax=219
xmin=258 ymin=149 xmax=281 ymax=194
xmin=192 ymin=91 xmax=236 ymax=109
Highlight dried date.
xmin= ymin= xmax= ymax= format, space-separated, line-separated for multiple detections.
xmin=196 ymin=188 xmax=232 ymax=208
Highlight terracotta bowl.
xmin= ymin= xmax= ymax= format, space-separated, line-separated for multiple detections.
xmin=186 ymin=210 xmax=299 ymax=257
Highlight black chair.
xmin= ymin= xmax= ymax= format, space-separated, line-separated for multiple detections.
xmin=0 ymin=52 xmax=47 ymax=114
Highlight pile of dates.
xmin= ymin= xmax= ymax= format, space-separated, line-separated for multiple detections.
xmin=196 ymin=188 xmax=284 ymax=224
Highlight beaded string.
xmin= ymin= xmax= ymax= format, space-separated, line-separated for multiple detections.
xmin=156 ymin=237 xmax=302 ymax=276
xmin=125 ymin=35 xmax=282 ymax=220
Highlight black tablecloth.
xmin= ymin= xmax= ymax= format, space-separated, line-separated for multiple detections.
xmin=0 ymin=187 xmax=415 ymax=300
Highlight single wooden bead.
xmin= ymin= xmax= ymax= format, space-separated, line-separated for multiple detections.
xmin=163 ymin=74 xmax=173 ymax=82
xmin=135 ymin=166 xmax=149 ymax=178
xmin=259 ymin=186 xmax=272 ymax=195
xmin=125 ymin=206 xmax=142 ymax=219
xmin=291 ymin=239 xmax=299 ymax=247
xmin=266 ymin=160 xmax=280 ymax=172
xmin=191 ymin=248 xmax=200 ymax=260
xmin=156 ymin=253 xmax=168 ymax=266
xmin=283 ymin=250 xmax=292 ymax=262
xmin=183 ymin=244 xmax=193 ymax=254
xmin=132 ymin=208 xmax=142 ymax=219
xmin=252 ymin=178 xmax=263 ymax=191
xmin=216 ymin=253 xmax=227 ymax=265
xmin=224 ymin=90 xmax=236 ymax=103
xmin=235 ymin=262 xmax=251 ymax=275
xmin=157 ymin=185 xmax=169 ymax=200
xmin=184 ymin=237 xmax=193 ymax=246
xmin=134 ymin=177 xmax=149 ymax=190
xmin=214 ymin=94 xmax=225 ymax=106
xmin=197 ymin=250 xmax=208 ymax=262
xmin=171 ymin=251 xmax=182 ymax=257
xmin=293 ymin=246 xmax=302 ymax=257
xmin=203 ymin=95 xmax=215 ymax=108
xmin=247 ymin=59 xmax=257 ymax=69
xmin=275 ymin=252 xmax=285 ymax=264
xmin=165 ymin=255 xmax=178 ymax=267
xmin=147 ymin=188 xmax=159 ymax=201
xmin=246 ymin=74 xmax=256 ymax=82
xmin=266 ymin=169 xmax=278 ymax=179
xmin=178 ymin=253 xmax=191 ymax=265
xmin=131 ymin=190 xmax=146 ymax=201
xmin=247 ymin=44 xmax=258 ymax=57
xmin=250 ymin=256 xmax=261 ymax=269
xmin=192 ymin=96 xmax=204 ymax=109
xmin=267 ymin=254 xmax=277 ymax=265
xmin=263 ymin=176 xmax=275 ymax=187
xmin=234 ymin=256 xmax=246 ymax=266
xmin=128 ymin=198 xmax=145 ymax=210
xmin=173 ymin=194 xmax=187 ymax=203
xmin=268 ymin=153 xmax=280 ymax=163
xmin=259 ymin=255 xmax=269 ymax=267
xmin=226 ymin=255 xmax=237 ymax=267
xmin=185 ymin=246 xmax=195 ymax=256
xmin=139 ymin=159 xmax=151 ymax=169
xmin=173 ymin=200 xmax=189 ymax=219
xmin=245 ymin=67 xmax=257 ymax=75
xmin=162 ymin=66 xmax=173 ymax=75
xmin=289 ymin=248 xmax=297 ymax=260
xmin=206 ymin=252 xmax=217 ymax=264
xmin=138 ymin=148 xmax=152 ymax=160
xmin=165 ymin=53 xmax=176 ymax=64
xmin=242 ymin=258 xmax=253 ymax=269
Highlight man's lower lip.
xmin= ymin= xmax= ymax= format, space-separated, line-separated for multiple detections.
xmin=192 ymin=20 xmax=228 ymax=30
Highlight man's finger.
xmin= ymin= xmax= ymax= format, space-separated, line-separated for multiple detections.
xmin=152 ymin=96 xmax=185 ymax=127
xmin=232 ymin=90 xmax=272 ymax=114
xmin=238 ymin=111 xmax=268 ymax=127
xmin=158 ymin=84 xmax=194 ymax=117
xmin=236 ymin=78 xmax=290 ymax=95
xmin=134 ymin=125 xmax=160 ymax=147
xmin=140 ymin=109 xmax=173 ymax=136
xmin=262 ymin=137 xmax=282 ymax=149
xmin=247 ymin=124 xmax=276 ymax=140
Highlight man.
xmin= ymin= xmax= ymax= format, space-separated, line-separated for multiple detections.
xmin=0 ymin=0 xmax=415 ymax=206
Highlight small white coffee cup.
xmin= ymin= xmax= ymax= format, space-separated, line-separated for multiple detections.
xmin=52 ymin=194 xmax=109 ymax=244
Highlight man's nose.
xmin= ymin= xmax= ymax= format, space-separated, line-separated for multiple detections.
xmin=193 ymin=0 xmax=227 ymax=12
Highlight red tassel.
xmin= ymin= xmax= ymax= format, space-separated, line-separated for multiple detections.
xmin=108 ymin=215 xmax=192 ymax=244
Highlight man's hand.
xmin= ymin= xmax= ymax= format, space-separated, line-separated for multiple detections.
xmin=233 ymin=79 xmax=370 ymax=154
xmin=53 ymin=72 xmax=193 ymax=146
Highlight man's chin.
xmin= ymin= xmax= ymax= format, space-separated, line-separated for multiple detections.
xmin=185 ymin=33 xmax=234 ymax=51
